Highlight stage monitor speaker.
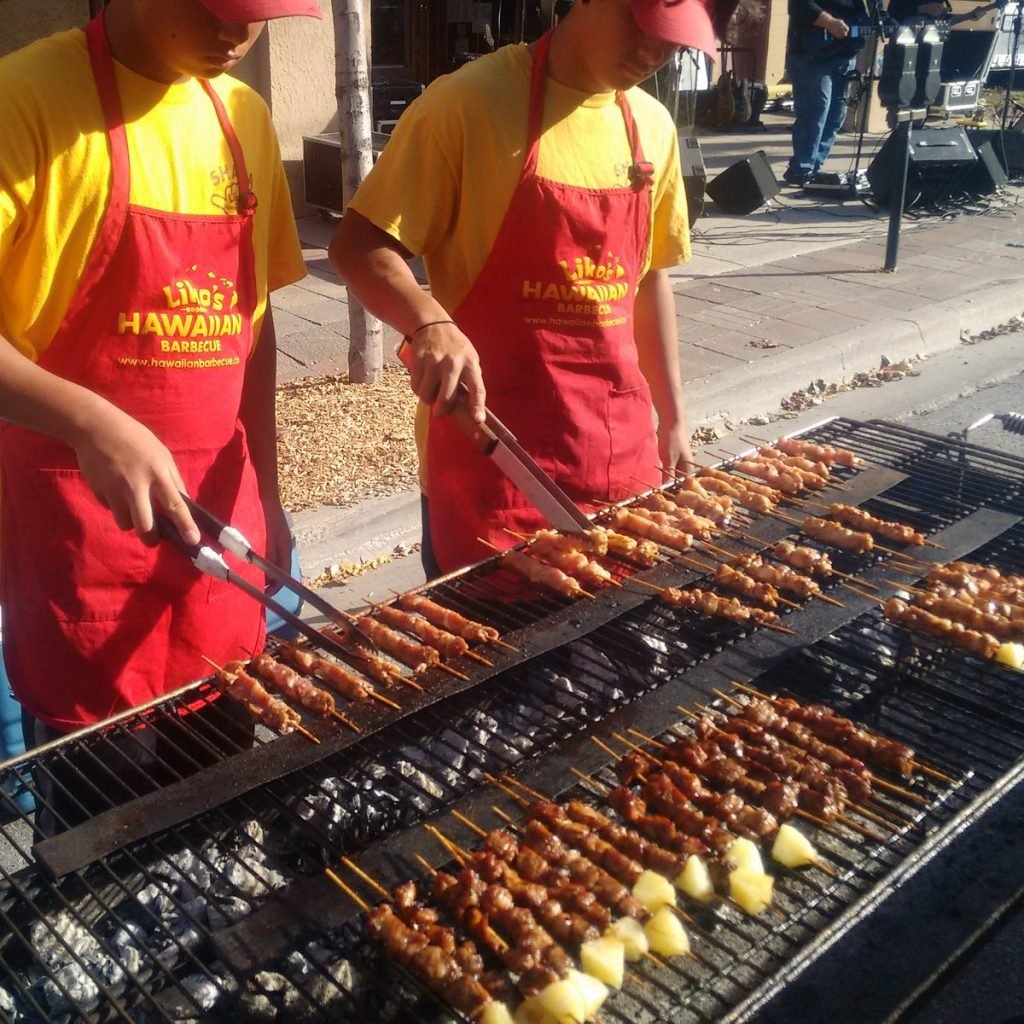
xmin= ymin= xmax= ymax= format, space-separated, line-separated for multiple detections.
xmin=966 ymin=127 xmax=1024 ymax=178
xmin=961 ymin=139 xmax=1009 ymax=196
xmin=706 ymin=150 xmax=779 ymax=215
xmin=680 ymin=136 xmax=707 ymax=222
xmin=867 ymin=125 xmax=977 ymax=208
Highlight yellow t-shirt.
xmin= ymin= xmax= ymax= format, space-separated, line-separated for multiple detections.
xmin=348 ymin=43 xmax=691 ymax=491
xmin=0 ymin=28 xmax=306 ymax=361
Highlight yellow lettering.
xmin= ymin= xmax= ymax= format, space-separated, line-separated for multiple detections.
xmin=117 ymin=311 xmax=141 ymax=334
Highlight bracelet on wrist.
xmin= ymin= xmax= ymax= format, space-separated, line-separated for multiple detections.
xmin=411 ymin=319 xmax=455 ymax=337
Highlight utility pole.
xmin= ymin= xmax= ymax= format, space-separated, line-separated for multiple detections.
xmin=334 ymin=0 xmax=383 ymax=384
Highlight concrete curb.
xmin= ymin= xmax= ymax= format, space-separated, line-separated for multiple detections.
xmin=686 ymin=280 xmax=1024 ymax=430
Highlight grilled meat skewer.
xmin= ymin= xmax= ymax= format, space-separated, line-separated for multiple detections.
xmin=397 ymin=592 xmax=501 ymax=644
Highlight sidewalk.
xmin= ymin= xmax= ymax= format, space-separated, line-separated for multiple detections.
xmin=273 ymin=113 xmax=1024 ymax=604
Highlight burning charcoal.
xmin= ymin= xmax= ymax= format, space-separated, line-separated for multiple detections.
xmin=0 ymin=987 xmax=14 ymax=1017
xmin=254 ymin=970 xmax=289 ymax=993
xmin=111 ymin=920 xmax=147 ymax=956
xmin=41 ymin=962 xmax=100 ymax=1013
xmin=29 ymin=912 xmax=95 ymax=966
xmin=136 ymin=882 xmax=176 ymax=919
xmin=208 ymin=895 xmax=252 ymax=926
xmin=157 ymin=973 xmax=226 ymax=1017
xmin=237 ymin=991 xmax=277 ymax=1022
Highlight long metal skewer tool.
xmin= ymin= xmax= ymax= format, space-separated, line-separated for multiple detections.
xmin=156 ymin=513 xmax=362 ymax=664
xmin=178 ymin=494 xmax=363 ymax=635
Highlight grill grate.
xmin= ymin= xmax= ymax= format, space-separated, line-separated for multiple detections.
xmin=0 ymin=417 xmax=1023 ymax=1022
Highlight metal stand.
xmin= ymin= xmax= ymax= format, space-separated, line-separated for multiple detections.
xmin=1001 ymin=1 xmax=1024 ymax=129
xmin=883 ymin=110 xmax=914 ymax=270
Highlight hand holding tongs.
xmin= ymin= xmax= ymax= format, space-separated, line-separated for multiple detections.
xmin=156 ymin=495 xmax=370 ymax=661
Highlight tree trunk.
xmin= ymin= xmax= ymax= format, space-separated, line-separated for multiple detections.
xmin=335 ymin=0 xmax=383 ymax=384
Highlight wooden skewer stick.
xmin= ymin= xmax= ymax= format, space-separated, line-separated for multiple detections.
xmin=909 ymin=760 xmax=957 ymax=784
xmin=426 ymin=823 xmax=471 ymax=863
xmin=841 ymin=583 xmax=886 ymax=604
xmin=498 ymin=773 xmax=550 ymax=803
xmin=451 ymin=809 xmax=488 ymax=838
xmin=712 ymin=688 xmax=744 ymax=709
xmin=369 ymin=689 xmax=403 ymax=711
xmin=611 ymin=732 xmax=664 ymax=766
xmin=340 ymin=856 xmax=390 ymax=898
xmin=833 ymin=813 xmax=887 ymax=844
xmin=324 ymin=867 xmax=370 ymax=911
xmin=437 ymin=662 xmax=472 ymax=681
xmin=569 ymin=765 xmax=607 ymax=793
xmin=482 ymin=770 xmax=529 ymax=806
xmin=626 ymin=727 xmax=668 ymax=750
xmin=330 ymin=709 xmax=361 ymax=733
xmin=590 ymin=735 xmax=624 ymax=760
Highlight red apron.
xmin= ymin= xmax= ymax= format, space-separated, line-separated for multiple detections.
xmin=0 ymin=13 xmax=266 ymax=730
xmin=427 ymin=30 xmax=661 ymax=574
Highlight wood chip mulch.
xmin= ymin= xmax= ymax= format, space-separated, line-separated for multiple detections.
xmin=276 ymin=365 xmax=419 ymax=512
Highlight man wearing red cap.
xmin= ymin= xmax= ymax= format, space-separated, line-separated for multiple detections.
xmin=0 ymin=0 xmax=319 ymax=827
xmin=331 ymin=0 xmax=729 ymax=578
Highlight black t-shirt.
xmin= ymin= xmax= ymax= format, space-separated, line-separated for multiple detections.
xmin=788 ymin=0 xmax=870 ymax=60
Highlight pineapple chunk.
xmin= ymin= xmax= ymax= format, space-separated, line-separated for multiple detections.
xmin=632 ymin=868 xmax=677 ymax=911
xmin=675 ymin=854 xmax=716 ymax=903
xmin=607 ymin=916 xmax=650 ymax=962
xmin=644 ymin=905 xmax=691 ymax=957
xmin=534 ymin=978 xmax=586 ymax=1024
xmin=771 ymin=823 xmax=819 ymax=869
xmin=996 ymin=641 xmax=1024 ymax=670
xmin=482 ymin=1002 xmax=516 ymax=1024
xmin=580 ymin=935 xmax=625 ymax=989
xmin=724 ymin=836 xmax=764 ymax=875
xmin=566 ymin=969 xmax=610 ymax=1019
xmin=729 ymin=867 xmax=774 ymax=915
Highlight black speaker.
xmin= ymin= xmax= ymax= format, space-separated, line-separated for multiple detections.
xmin=706 ymin=150 xmax=780 ymax=215
xmin=679 ymin=136 xmax=707 ymax=222
xmin=961 ymin=139 xmax=1008 ymax=197
xmin=867 ymin=126 xmax=977 ymax=208
xmin=966 ymin=128 xmax=1024 ymax=178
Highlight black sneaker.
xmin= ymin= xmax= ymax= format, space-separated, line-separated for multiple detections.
xmin=782 ymin=169 xmax=808 ymax=187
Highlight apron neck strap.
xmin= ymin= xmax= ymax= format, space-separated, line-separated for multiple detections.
xmin=84 ymin=11 xmax=257 ymax=217
xmin=524 ymin=29 xmax=650 ymax=190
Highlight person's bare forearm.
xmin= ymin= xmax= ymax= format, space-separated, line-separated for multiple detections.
xmin=328 ymin=209 xmax=448 ymax=335
xmin=239 ymin=302 xmax=291 ymax=571
xmin=329 ymin=209 xmax=487 ymax=420
xmin=0 ymin=336 xmax=200 ymax=543
xmin=634 ymin=269 xmax=694 ymax=474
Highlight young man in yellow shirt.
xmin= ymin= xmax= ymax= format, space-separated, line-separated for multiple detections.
xmin=331 ymin=0 xmax=731 ymax=576
xmin=0 ymin=0 xmax=319 ymax=828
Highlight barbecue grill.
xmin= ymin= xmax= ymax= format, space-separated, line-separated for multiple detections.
xmin=1 ymin=415 xmax=1023 ymax=1024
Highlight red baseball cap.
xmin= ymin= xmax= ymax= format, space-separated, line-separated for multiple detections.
xmin=199 ymin=0 xmax=323 ymax=20
xmin=630 ymin=0 xmax=717 ymax=55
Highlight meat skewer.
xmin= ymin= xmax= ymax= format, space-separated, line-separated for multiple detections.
xmin=800 ymin=516 xmax=875 ymax=556
xmin=637 ymin=483 xmax=733 ymax=526
xmin=518 ymin=531 xmax=616 ymax=589
xmin=697 ymin=466 xmax=780 ymax=511
xmin=353 ymin=613 xmax=471 ymax=680
xmin=731 ymin=458 xmax=806 ymax=495
xmin=750 ymin=454 xmax=830 ymax=491
xmin=279 ymin=642 xmax=401 ymax=710
xmin=755 ymin=446 xmax=831 ymax=481
xmin=368 ymin=599 xmax=493 ymax=665
xmin=396 ymin=591 xmax=512 ymax=649
xmin=248 ymin=653 xmax=359 ymax=731
xmin=202 ymin=657 xmax=317 ymax=743
xmin=902 ymin=587 xmax=1024 ymax=642
xmin=631 ymin=578 xmax=791 ymax=632
xmin=609 ymin=507 xmax=694 ymax=552
xmin=730 ymin=552 xmax=843 ymax=606
xmin=884 ymin=597 xmax=1001 ymax=661
xmin=488 ymin=544 xmax=592 ymax=598
xmin=771 ymin=436 xmax=863 ymax=468
xmin=824 ymin=503 xmax=927 ymax=547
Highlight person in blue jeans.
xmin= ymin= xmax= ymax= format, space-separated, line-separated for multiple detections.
xmin=784 ymin=0 xmax=867 ymax=185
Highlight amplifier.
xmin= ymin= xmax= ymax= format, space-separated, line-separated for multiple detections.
xmin=867 ymin=125 xmax=977 ymax=207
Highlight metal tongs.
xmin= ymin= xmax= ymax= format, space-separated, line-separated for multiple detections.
xmin=959 ymin=412 xmax=1024 ymax=439
xmin=156 ymin=495 xmax=371 ymax=661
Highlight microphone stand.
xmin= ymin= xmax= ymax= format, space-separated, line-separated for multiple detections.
xmin=1001 ymin=0 xmax=1024 ymax=129
xmin=847 ymin=0 xmax=893 ymax=191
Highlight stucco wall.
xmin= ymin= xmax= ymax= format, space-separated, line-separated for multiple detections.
xmin=0 ymin=0 xmax=343 ymax=215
